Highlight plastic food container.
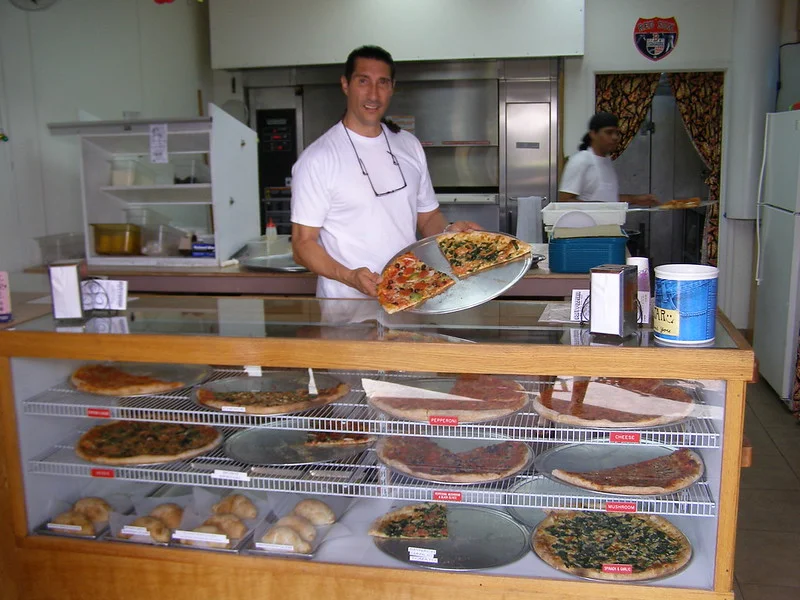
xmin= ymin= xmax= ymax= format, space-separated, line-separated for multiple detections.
xmin=542 ymin=202 xmax=628 ymax=227
xmin=142 ymin=224 xmax=184 ymax=256
xmin=109 ymin=158 xmax=155 ymax=187
xmin=172 ymin=156 xmax=210 ymax=184
xmin=548 ymin=236 xmax=627 ymax=273
xmin=35 ymin=232 xmax=86 ymax=264
xmin=91 ymin=224 xmax=141 ymax=255
xmin=124 ymin=207 xmax=171 ymax=227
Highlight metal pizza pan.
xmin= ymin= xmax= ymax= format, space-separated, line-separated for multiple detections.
xmin=528 ymin=253 xmax=546 ymax=269
xmin=224 ymin=426 xmax=372 ymax=466
xmin=366 ymin=376 xmax=528 ymax=425
xmin=192 ymin=372 xmax=348 ymax=416
xmin=376 ymin=436 xmax=534 ymax=486
xmin=69 ymin=362 xmax=212 ymax=397
xmin=241 ymin=253 xmax=308 ymax=273
xmin=534 ymin=443 xmax=702 ymax=497
xmin=530 ymin=513 xmax=693 ymax=583
xmin=372 ymin=505 xmax=529 ymax=571
xmin=382 ymin=233 xmax=533 ymax=315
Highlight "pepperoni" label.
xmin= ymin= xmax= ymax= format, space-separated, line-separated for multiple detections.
xmin=610 ymin=432 xmax=641 ymax=444
xmin=90 ymin=468 xmax=115 ymax=479
xmin=602 ymin=564 xmax=633 ymax=574
xmin=86 ymin=408 xmax=111 ymax=419
xmin=605 ymin=501 xmax=637 ymax=513
xmin=433 ymin=491 xmax=462 ymax=502
xmin=429 ymin=416 xmax=459 ymax=426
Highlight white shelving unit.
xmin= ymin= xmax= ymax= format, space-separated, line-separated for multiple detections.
xmin=48 ymin=105 xmax=259 ymax=267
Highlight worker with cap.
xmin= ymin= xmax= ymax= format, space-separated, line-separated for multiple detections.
xmin=558 ymin=112 xmax=658 ymax=206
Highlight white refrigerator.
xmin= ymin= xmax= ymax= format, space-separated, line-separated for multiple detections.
xmin=753 ymin=110 xmax=800 ymax=410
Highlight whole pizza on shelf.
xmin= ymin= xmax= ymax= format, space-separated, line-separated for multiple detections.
xmin=369 ymin=503 xmax=448 ymax=539
xmin=550 ymin=448 xmax=705 ymax=495
xmin=195 ymin=381 xmax=350 ymax=415
xmin=71 ymin=364 xmax=185 ymax=397
xmin=376 ymin=437 xmax=531 ymax=483
xmin=377 ymin=252 xmax=455 ymax=314
xmin=75 ymin=421 xmax=222 ymax=465
xmin=369 ymin=374 xmax=528 ymax=424
xmin=532 ymin=511 xmax=692 ymax=582
xmin=436 ymin=231 xmax=532 ymax=279
xmin=532 ymin=377 xmax=696 ymax=428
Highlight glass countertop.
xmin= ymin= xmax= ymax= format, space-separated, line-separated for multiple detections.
xmin=7 ymin=297 xmax=738 ymax=349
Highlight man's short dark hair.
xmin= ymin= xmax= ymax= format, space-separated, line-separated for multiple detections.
xmin=344 ymin=45 xmax=396 ymax=81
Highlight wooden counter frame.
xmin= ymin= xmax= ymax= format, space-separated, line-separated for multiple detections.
xmin=0 ymin=310 xmax=753 ymax=600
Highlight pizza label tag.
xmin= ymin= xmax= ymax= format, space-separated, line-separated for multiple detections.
xmin=408 ymin=547 xmax=438 ymax=564
xmin=47 ymin=523 xmax=83 ymax=532
xmin=220 ymin=406 xmax=247 ymax=413
xmin=602 ymin=563 xmax=633 ymax=574
xmin=610 ymin=432 xmax=641 ymax=444
xmin=173 ymin=530 xmax=230 ymax=545
xmin=255 ymin=542 xmax=296 ymax=553
xmin=244 ymin=365 xmax=263 ymax=377
xmin=433 ymin=491 xmax=463 ymax=502
xmin=212 ymin=469 xmax=251 ymax=482
xmin=121 ymin=525 xmax=150 ymax=537
xmin=606 ymin=501 xmax=637 ymax=513
xmin=429 ymin=415 xmax=459 ymax=426
xmin=91 ymin=468 xmax=115 ymax=479
xmin=86 ymin=408 xmax=112 ymax=419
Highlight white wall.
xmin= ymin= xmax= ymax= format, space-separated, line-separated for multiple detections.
xmin=0 ymin=0 xmax=212 ymax=272
xmin=562 ymin=0 xmax=734 ymax=157
xmin=209 ymin=0 xmax=585 ymax=69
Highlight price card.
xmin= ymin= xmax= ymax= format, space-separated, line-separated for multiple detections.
xmin=121 ymin=525 xmax=150 ymax=537
xmin=433 ymin=491 xmax=462 ymax=502
xmin=610 ymin=432 xmax=641 ymax=444
xmin=86 ymin=408 xmax=112 ymax=419
xmin=244 ymin=365 xmax=263 ymax=377
xmin=212 ymin=469 xmax=251 ymax=482
xmin=429 ymin=415 xmax=458 ymax=426
xmin=255 ymin=542 xmax=295 ymax=553
xmin=47 ymin=523 xmax=83 ymax=532
xmin=149 ymin=123 xmax=168 ymax=163
xmin=173 ymin=530 xmax=229 ymax=545
xmin=605 ymin=501 xmax=637 ymax=513
xmin=408 ymin=547 xmax=438 ymax=564
xmin=220 ymin=406 xmax=247 ymax=413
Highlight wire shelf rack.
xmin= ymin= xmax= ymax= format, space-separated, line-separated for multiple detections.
xmin=28 ymin=431 xmax=717 ymax=518
xmin=22 ymin=369 xmax=721 ymax=448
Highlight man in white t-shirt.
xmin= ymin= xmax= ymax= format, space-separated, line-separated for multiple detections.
xmin=558 ymin=112 xmax=658 ymax=206
xmin=291 ymin=45 xmax=479 ymax=299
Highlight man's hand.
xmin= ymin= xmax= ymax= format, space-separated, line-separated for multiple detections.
xmin=444 ymin=220 xmax=483 ymax=233
xmin=346 ymin=267 xmax=381 ymax=297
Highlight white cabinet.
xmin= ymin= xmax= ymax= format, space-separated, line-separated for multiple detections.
xmin=48 ymin=104 xmax=259 ymax=267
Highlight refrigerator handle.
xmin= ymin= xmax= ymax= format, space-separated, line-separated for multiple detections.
xmin=755 ymin=113 xmax=771 ymax=286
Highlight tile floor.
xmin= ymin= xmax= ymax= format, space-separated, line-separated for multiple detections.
xmin=734 ymin=379 xmax=800 ymax=599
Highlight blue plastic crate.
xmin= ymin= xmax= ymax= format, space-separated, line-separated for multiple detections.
xmin=548 ymin=236 xmax=627 ymax=273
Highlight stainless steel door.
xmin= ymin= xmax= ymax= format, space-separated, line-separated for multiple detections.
xmin=504 ymin=102 xmax=551 ymax=232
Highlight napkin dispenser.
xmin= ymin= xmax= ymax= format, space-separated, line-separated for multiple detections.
xmin=589 ymin=264 xmax=638 ymax=338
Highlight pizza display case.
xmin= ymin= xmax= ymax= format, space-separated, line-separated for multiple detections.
xmin=0 ymin=296 xmax=754 ymax=600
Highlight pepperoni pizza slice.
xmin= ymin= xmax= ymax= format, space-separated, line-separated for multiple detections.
xmin=378 ymin=252 xmax=455 ymax=314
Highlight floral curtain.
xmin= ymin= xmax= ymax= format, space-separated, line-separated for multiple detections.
xmin=595 ymin=73 xmax=661 ymax=160
xmin=668 ymin=72 xmax=725 ymax=266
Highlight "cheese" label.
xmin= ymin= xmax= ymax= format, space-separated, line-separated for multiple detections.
xmin=610 ymin=432 xmax=641 ymax=444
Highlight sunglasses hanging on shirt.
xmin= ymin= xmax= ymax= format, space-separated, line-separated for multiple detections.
xmin=342 ymin=121 xmax=408 ymax=197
